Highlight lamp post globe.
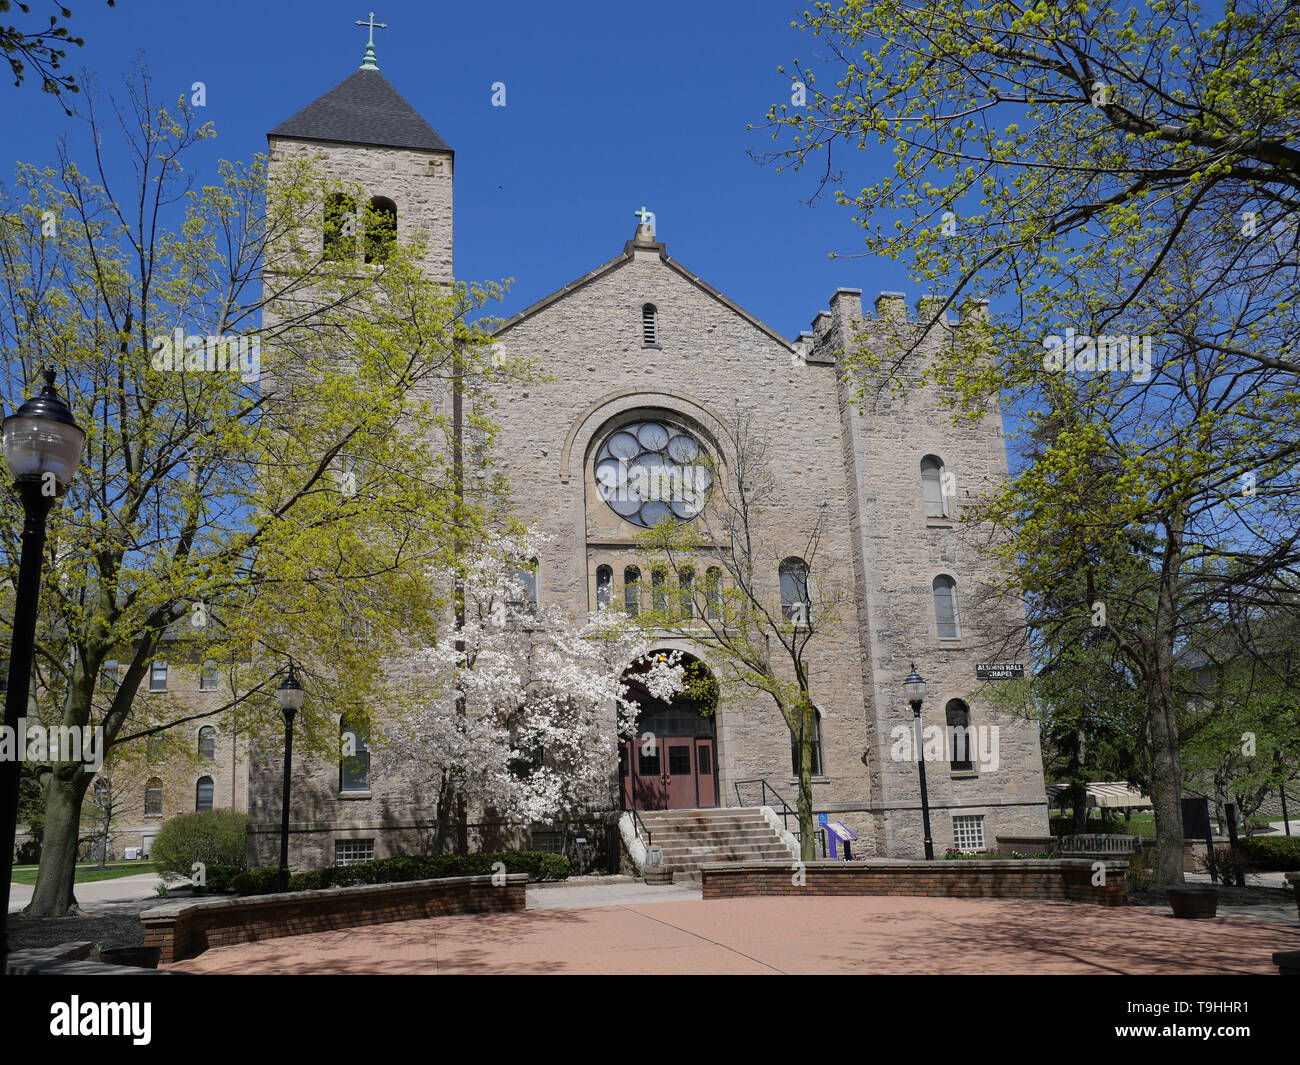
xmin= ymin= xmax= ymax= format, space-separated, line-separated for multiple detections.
xmin=2 ymin=367 xmax=87 ymax=490
xmin=903 ymin=663 xmax=935 ymax=861
xmin=904 ymin=663 xmax=927 ymax=708
xmin=276 ymin=662 xmax=304 ymax=892
xmin=0 ymin=367 xmax=84 ymax=975
xmin=276 ymin=663 xmax=305 ymax=715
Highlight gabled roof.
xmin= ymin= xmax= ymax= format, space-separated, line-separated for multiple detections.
xmin=269 ymin=69 xmax=452 ymax=154
xmin=492 ymin=236 xmax=795 ymax=352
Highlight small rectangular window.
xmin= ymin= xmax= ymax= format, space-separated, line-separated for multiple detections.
xmin=334 ymin=839 xmax=375 ymax=866
xmin=150 ymin=661 xmax=167 ymax=692
xmin=102 ymin=660 xmax=119 ymax=687
xmin=697 ymin=745 xmax=712 ymax=775
xmin=668 ymin=745 xmax=691 ymax=776
xmin=200 ymin=662 xmax=218 ymax=691
xmin=638 ymin=750 xmax=660 ymax=777
xmin=953 ymin=814 xmax=985 ymax=853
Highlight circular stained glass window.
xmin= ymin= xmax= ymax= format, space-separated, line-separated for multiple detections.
xmin=594 ymin=419 xmax=711 ymax=528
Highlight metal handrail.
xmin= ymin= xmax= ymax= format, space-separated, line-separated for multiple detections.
xmin=629 ymin=806 xmax=652 ymax=847
xmin=732 ymin=777 xmax=798 ymax=832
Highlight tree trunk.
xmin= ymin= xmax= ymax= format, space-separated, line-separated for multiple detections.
xmin=1149 ymin=547 xmax=1186 ymax=886
xmin=796 ymin=701 xmax=815 ymax=862
xmin=26 ymin=766 xmax=89 ymax=916
xmin=1071 ymin=781 xmax=1089 ymax=834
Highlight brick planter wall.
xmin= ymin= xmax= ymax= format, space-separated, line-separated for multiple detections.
xmin=140 ymin=873 xmax=527 ymax=963
xmin=700 ymin=860 xmax=1127 ymax=906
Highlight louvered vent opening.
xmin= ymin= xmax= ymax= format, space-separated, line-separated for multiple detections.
xmin=642 ymin=304 xmax=658 ymax=345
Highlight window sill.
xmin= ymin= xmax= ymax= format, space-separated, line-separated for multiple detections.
xmin=338 ymin=791 xmax=372 ymax=800
xmin=926 ymin=518 xmax=955 ymax=528
xmin=950 ymin=770 xmax=979 ymax=780
xmin=788 ymin=777 xmax=829 ymax=785
xmin=642 ymin=342 xmax=662 ymax=350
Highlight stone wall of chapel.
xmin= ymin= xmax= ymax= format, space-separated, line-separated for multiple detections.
xmin=821 ymin=291 xmax=1049 ymax=856
xmin=490 ymin=244 xmax=877 ymax=843
xmin=266 ymin=137 xmax=453 ymax=283
xmin=244 ymin=137 xmax=455 ymax=868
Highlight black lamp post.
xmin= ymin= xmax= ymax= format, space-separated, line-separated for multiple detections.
xmin=276 ymin=662 xmax=305 ymax=893
xmin=904 ymin=663 xmax=935 ymax=860
xmin=1278 ymin=749 xmax=1292 ymax=838
xmin=0 ymin=368 xmax=85 ymax=974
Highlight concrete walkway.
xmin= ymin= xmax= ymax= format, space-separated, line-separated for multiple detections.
xmin=8 ymin=872 xmax=164 ymax=914
xmin=527 ymin=877 xmax=700 ymax=909
xmin=166 ymin=895 xmax=1299 ymax=975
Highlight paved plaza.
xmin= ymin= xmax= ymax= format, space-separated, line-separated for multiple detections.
xmin=166 ymin=890 xmax=1297 ymax=975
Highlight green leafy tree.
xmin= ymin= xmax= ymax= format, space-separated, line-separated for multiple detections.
xmin=1 ymin=70 xmax=512 ymax=915
xmin=1 ymin=0 xmax=114 ymax=107
xmin=761 ymin=1 xmax=1300 ymax=885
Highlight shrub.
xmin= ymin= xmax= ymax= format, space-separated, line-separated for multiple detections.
xmin=1239 ymin=835 xmax=1300 ymax=871
xmin=1198 ymin=845 xmax=1252 ymax=885
xmin=236 ymin=850 xmax=571 ymax=896
xmin=151 ymin=810 xmax=248 ymax=890
xmin=232 ymin=866 xmax=282 ymax=895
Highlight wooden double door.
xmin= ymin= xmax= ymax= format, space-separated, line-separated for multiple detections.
xmin=620 ymin=735 xmax=718 ymax=810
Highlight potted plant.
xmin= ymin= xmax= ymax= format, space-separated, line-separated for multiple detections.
xmin=1166 ymin=885 xmax=1218 ymax=918
xmin=643 ymin=845 xmax=673 ymax=885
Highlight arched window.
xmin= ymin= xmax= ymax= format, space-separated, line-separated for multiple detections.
xmin=507 ymin=559 xmax=539 ymax=615
xmin=144 ymin=777 xmax=163 ymax=816
xmin=195 ymin=776 xmax=214 ymax=811
xmin=324 ymin=192 xmax=357 ymax=261
xmin=921 ymin=455 xmax=947 ymax=518
xmin=791 ymin=708 xmax=823 ymax=776
xmin=651 ymin=566 xmax=670 ymax=614
xmin=642 ymin=303 xmax=658 ymax=346
xmin=779 ymin=557 xmax=811 ymax=627
xmin=365 ymin=195 xmax=397 ymax=264
xmin=624 ymin=566 xmax=641 ymax=616
xmin=945 ymin=699 xmax=974 ymax=771
xmin=340 ymin=715 xmax=371 ymax=793
xmin=705 ymin=567 xmax=723 ymax=621
xmin=197 ymin=726 xmax=216 ymax=761
xmin=596 ymin=565 xmax=613 ymax=610
xmin=507 ymin=712 xmax=544 ymax=780
xmin=678 ymin=567 xmax=694 ymax=619
xmin=200 ymin=660 xmax=218 ymax=691
xmin=933 ymin=575 xmax=960 ymax=638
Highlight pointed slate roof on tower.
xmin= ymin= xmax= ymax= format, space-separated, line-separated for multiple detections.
xmin=270 ymin=68 xmax=452 ymax=154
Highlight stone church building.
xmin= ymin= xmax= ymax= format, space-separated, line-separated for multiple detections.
xmin=247 ymin=42 xmax=1049 ymax=870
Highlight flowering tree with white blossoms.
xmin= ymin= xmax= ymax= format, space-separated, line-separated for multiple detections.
xmin=376 ymin=528 xmax=686 ymax=832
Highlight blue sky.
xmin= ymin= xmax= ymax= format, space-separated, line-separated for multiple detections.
xmin=2 ymin=0 xmax=909 ymax=340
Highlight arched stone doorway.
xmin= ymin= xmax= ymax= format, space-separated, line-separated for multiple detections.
xmin=619 ymin=653 xmax=719 ymax=811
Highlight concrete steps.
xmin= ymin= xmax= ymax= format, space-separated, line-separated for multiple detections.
xmin=635 ymin=807 xmax=798 ymax=877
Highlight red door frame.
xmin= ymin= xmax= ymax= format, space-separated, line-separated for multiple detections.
xmin=621 ymin=735 xmax=718 ymax=810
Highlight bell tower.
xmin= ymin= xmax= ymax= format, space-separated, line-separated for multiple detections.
xmin=266 ymin=16 xmax=454 ymax=283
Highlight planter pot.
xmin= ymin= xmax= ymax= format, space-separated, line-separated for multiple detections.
xmin=1166 ymin=886 xmax=1218 ymax=919
xmin=643 ymin=867 xmax=674 ymax=886
xmin=1272 ymin=950 xmax=1300 ymax=975
xmin=98 ymin=946 xmax=161 ymax=969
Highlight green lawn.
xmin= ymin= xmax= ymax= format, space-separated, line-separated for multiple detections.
xmin=10 ymin=861 xmax=156 ymax=886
